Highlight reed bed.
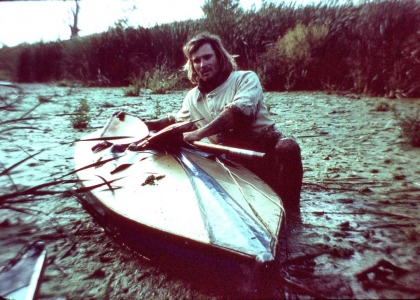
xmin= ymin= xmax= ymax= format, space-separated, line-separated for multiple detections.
xmin=0 ymin=0 xmax=417 ymax=98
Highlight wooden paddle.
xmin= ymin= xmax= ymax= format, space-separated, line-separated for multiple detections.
xmin=134 ymin=121 xmax=197 ymax=149
xmin=81 ymin=114 xmax=265 ymax=160
xmin=132 ymin=120 xmax=266 ymax=161
xmin=191 ymin=141 xmax=265 ymax=160
xmin=76 ymin=116 xmax=265 ymax=175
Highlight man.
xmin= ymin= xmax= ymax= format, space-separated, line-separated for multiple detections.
xmin=120 ymin=32 xmax=303 ymax=209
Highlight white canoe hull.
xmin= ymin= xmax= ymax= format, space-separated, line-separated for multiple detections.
xmin=74 ymin=127 xmax=284 ymax=275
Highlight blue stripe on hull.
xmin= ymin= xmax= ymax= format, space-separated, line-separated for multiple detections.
xmin=172 ymin=149 xmax=273 ymax=258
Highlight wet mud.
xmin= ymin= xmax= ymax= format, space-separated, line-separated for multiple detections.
xmin=1 ymin=84 xmax=419 ymax=299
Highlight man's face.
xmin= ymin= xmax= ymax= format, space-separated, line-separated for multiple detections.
xmin=191 ymin=43 xmax=220 ymax=82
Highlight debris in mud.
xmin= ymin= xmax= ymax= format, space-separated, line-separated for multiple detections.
xmin=85 ymin=268 xmax=107 ymax=279
xmin=60 ymin=243 xmax=78 ymax=260
xmin=141 ymin=174 xmax=165 ymax=186
xmin=329 ymin=246 xmax=354 ymax=258
xmin=393 ymin=174 xmax=406 ymax=180
xmin=355 ymin=259 xmax=409 ymax=287
xmin=338 ymin=198 xmax=354 ymax=204
xmin=99 ymin=254 xmax=115 ymax=263
xmin=358 ymin=187 xmax=373 ymax=194
xmin=332 ymin=231 xmax=351 ymax=238
xmin=0 ymin=218 xmax=19 ymax=227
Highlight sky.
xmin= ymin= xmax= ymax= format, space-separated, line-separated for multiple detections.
xmin=0 ymin=0 xmax=317 ymax=48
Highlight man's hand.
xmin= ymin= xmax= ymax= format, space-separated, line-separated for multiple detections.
xmin=183 ymin=108 xmax=235 ymax=143
xmin=183 ymin=130 xmax=203 ymax=143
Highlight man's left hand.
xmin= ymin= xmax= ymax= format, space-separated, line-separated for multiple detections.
xmin=183 ymin=130 xmax=202 ymax=143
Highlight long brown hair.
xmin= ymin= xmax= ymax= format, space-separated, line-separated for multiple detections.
xmin=183 ymin=32 xmax=237 ymax=84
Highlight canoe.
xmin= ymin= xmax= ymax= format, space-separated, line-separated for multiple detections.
xmin=74 ymin=115 xmax=284 ymax=281
xmin=0 ymin=241 xmax=47 ymax=300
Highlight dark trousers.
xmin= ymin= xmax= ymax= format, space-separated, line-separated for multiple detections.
xmin=240 ymin=137 xmax=303 ymax=210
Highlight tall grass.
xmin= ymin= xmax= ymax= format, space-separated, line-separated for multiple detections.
xmin=1 ymin=0 xmax=419 ymax=97
xmin=17 ymin=42 xmax=63 ymax=83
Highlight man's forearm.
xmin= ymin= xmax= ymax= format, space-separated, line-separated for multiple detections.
xmin=188 ymin=108 xmax=234 ymax=141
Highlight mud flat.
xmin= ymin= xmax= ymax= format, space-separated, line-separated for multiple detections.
xmin=1 ymin=84 xmax=419 ymax=299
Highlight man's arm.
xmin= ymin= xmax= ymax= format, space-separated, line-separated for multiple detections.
xmin=183 ymin=107 xmax=234 ymax=143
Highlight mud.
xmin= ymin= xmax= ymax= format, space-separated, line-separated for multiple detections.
xmin=0 ymin=84 xmax=419 ymax=299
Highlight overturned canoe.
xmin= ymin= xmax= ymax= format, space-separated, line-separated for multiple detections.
xmin=74 ymin=115 xmax=284 ymax=280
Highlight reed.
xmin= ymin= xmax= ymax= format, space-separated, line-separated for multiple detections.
xmin=393 ymin=106 xmax=420 ymax=147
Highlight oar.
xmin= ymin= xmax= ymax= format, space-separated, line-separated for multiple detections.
xmin=131 ymin=119 xmax=265 ymax=161
xmin=191 ymin=141 xmax=265 ymax=160
xmin=76 ymin=117 xmax=264 ymax=175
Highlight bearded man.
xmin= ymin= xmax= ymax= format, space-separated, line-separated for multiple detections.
xmin=119 ymin=32 xmax=303 ymax=209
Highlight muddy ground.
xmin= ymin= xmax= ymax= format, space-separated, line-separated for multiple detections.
xmin=0 ymin=83 xmax=419 ymax=299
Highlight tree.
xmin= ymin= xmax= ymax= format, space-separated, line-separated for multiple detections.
xmin=66 ymin=0 xmax=81 ymax=39
xmin=201 ymin=0 xmax=244 ymax=52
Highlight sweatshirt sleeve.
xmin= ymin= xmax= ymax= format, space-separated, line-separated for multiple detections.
xmin=169 ymin=89 xmax=196 ymax=123
xmin=173 ymin=98 xmax=190 ymax=122
xmin=224 ymin=71 xmax=263 ymax=125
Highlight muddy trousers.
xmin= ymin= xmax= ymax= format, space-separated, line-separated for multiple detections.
xmin=241 ymin=137 xmax=303 ymax=210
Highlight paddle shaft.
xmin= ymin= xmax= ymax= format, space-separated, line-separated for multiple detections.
xmin=192 ymin=141 xmax=265 ymax=160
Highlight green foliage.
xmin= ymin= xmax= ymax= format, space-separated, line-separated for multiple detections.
xmin=69 ymin=99 xmax=91 ymax=129
xmin=124 ymin=74 xmax=142 ymax=97
xmin=62 ymin=36 xmax=102 ymax=86
xmin=144 ymin=66 xmax=184 ymax=94
xmin=278 ymin=23 xmax=328 ymax=65
xmin=202 ymin=0 xmax=244 ymax=52
xmin=393 ymin=106 xmax=420 ymax=147
xmin=265 ymin=22 xmax=330 ymax=91
xmin=343 ymin=0 xmax=420 ymax=96
xmin=125 ymin=63 xmax=190 ymax=96
xmin=152 ymin=98 xmax=163 ymax=119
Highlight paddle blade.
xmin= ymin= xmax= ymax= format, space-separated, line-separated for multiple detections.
xmin=137 ymin=119 xmax=201 ymax=149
